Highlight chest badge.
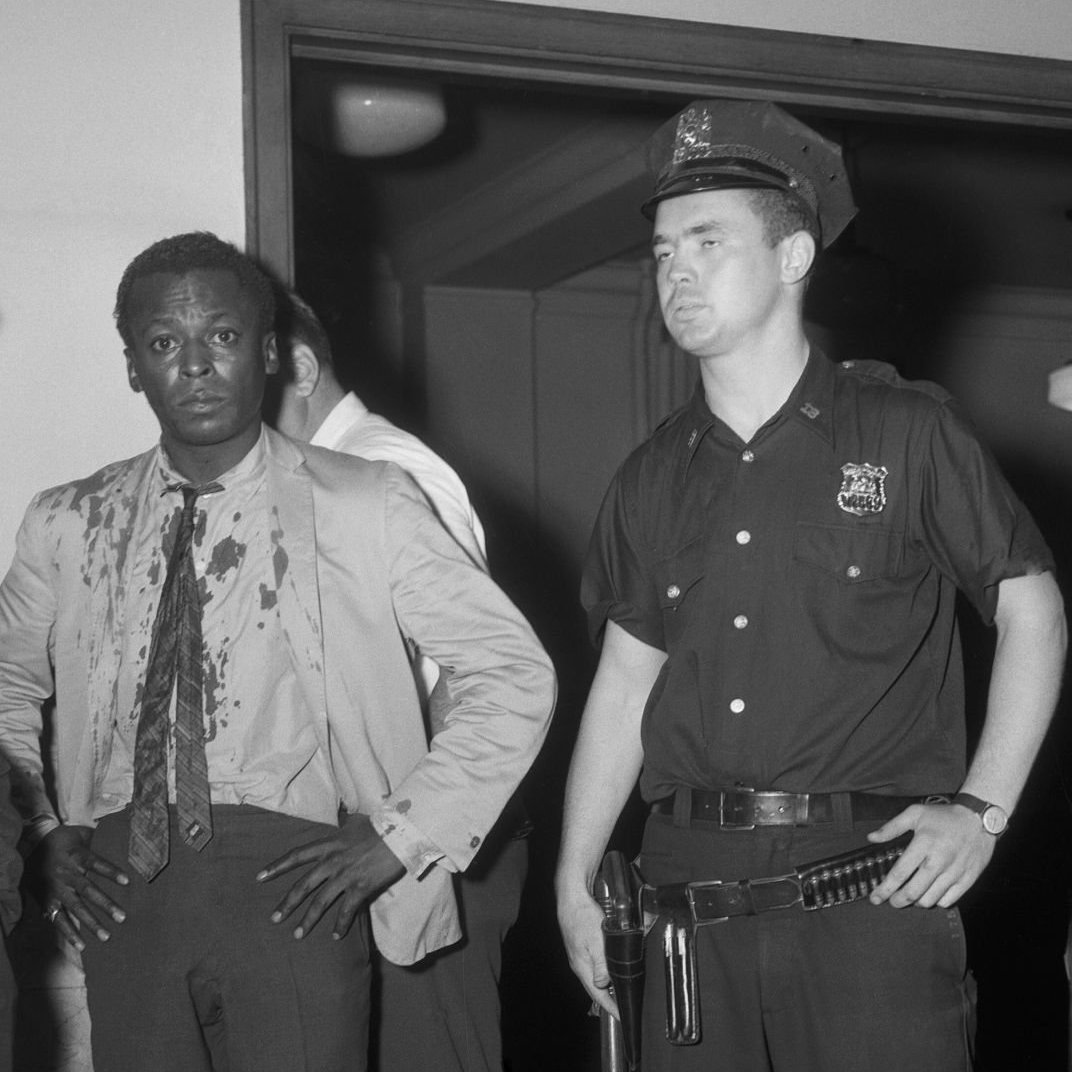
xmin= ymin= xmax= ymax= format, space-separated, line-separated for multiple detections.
xmin=837 ymin=462 xmax=889 ymax=516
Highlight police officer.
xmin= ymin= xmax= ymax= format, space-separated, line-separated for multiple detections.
xmin=555 ymin=99 xmax=1066 ymax=1071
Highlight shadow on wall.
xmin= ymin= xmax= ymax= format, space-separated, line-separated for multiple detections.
xmin=811 ymin=209 xmax=1072 ymax=1071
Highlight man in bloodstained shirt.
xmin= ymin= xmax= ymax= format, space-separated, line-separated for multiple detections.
xmin=0 ymin=231 xmax=555 ymax=1072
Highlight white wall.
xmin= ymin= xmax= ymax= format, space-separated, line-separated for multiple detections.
xmin=489 ymin=0 xmax=1072 ymax=62
xmin=0 ymin=1 xmax=245 ymax=563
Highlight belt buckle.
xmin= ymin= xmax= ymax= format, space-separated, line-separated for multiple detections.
xmin=718 ymin=787 xmax=756 ymax=830
xmin=683 ymin=881 xmax=730 ymax=925
xmin=720 ymin=788 xmax=810 ymax=827
xmin=755 ymin=790 xmax=809 ymax=826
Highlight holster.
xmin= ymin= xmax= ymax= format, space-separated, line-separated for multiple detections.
xmin=594 ymin=850 xmax=702 ymax=1061
xmin=593 ymin=851 xmax=645 ymax=1072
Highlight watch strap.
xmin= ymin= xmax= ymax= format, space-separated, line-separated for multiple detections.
xmin=951 ymin=792 xmax=989 ymax=816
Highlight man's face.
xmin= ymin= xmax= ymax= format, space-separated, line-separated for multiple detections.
xmin=652 ymin=188 xmax=789 ymax=361
xmin=124 ymin=268 xmax=278 ymax=466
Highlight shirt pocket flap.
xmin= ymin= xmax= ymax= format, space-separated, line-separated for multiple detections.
xmin=654 ymin=538 xmax=706 ymax=611
xmin=794 ymin=522 xmax=899 ymax=583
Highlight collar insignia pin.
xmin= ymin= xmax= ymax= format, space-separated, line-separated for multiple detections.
xmin=837 ymin=462 xmax=888 ymax=516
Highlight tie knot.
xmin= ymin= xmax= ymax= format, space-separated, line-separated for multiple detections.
xmin=175 ymin=481 xmax=223 ymax=516
xmin=172 ymin=483 xmax=220 ymax=551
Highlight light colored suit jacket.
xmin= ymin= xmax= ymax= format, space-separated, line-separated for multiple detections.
xmin=0 ymin=427 xmax=555 ymax=963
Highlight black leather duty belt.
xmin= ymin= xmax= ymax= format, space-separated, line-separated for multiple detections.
xmin=650 ymin=788 xmax=937 ymax=829
xmin=640 ymin=831 xmax=914 ymax=923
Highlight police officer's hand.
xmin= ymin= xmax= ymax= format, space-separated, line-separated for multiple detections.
xmin=557 ymin=886 xmax=619 ymax=1018
xmin=29 ymin=824 xmax=130 ymax=950
xmin=865 ymin=802 xmax=996 ymax=909
xmin=256 ymin=812 xmax=405 ymax=940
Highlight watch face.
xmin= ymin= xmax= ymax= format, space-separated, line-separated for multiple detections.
xmin=982 ymin=806 xmax=1009 ymax=835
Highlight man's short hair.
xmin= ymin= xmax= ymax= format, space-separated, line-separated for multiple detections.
xmin=114 ymin=231 xmax=276 ymax=346
xmin=274 ymin=287 xmax=335 ymax=374
xmin=747 ymin=189 xmax=821 ymax=249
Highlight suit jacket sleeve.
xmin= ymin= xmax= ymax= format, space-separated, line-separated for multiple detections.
xmin=0 ymin=497 xmax=63 ymax=841
xmin=369 ymin=465 xmax=555 ymax=874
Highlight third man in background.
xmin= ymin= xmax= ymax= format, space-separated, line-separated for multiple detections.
xmin=271 ymin=289 xmax=530 ymax=1072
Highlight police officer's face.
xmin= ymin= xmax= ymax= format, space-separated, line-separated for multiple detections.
xmin=652 ymin=188 xmax=790 ymax=361
xmin=124 ymin=269 xmax=278 ymax=466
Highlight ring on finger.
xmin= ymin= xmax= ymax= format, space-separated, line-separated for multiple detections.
xmin=44 ymin=904 xmax=61 ymax=924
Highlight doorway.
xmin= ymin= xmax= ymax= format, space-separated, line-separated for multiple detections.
xmin=244 ymin=4 xmax=1072 ymax=1068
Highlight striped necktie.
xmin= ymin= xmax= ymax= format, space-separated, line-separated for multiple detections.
xmin=128 ymin=484 xmax=216 ymax=881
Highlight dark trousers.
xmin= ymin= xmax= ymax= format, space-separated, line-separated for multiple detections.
xmin=375 ymin=834 xmax=528 ymax=1072
xmin=83 ymin=805 xmax=371 ymax=1072
xmin=639 ymin=811 xmax=975 ymax=1072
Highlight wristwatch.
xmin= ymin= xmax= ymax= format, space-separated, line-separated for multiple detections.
xmin=951 ymin=793 xmax=1010 ymax=837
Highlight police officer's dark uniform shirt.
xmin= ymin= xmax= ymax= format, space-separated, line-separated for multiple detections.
xmin=583 ymin=352 xmax=1054 ymax=804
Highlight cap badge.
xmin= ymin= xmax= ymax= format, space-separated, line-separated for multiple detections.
xmin=672 ymin=106 xmax=715 ymax=165
xmin=837 ymin=462 xmax=888 ymax=516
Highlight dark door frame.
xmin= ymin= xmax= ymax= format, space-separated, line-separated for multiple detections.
xmin=242 ymin=0 xmax=1072 ymax=283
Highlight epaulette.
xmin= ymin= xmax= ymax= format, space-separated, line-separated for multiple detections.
xmin=834 ymin=358 xmax=951 ymax=404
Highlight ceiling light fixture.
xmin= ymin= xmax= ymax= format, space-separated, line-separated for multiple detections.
xmin=1048 ymin=360 xmax=1072 ymax=411
xmin=328 ymin=77 xmax=447 ymax=158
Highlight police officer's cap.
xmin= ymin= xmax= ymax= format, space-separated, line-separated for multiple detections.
xmin=642 ymin=99 xmax=857 ymax=248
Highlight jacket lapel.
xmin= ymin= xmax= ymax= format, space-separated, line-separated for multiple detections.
xmin=80 ymin=450 xmax=158 ymax=797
